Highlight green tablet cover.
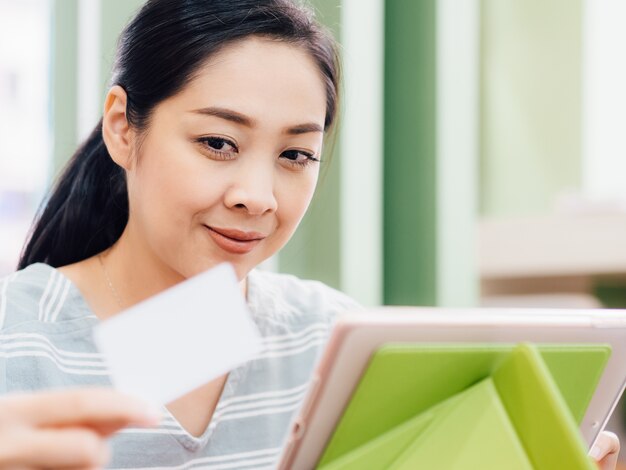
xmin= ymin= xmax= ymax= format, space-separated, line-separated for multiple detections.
xmin=317 ymin=343 xmax=610 ymax=470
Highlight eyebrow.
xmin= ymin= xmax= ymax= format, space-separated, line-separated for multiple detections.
xmin=190 ymin=106 xmax=323 ymax=135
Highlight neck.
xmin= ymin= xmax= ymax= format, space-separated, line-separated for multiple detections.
xmin=100 ymin=223 xmax=247 ymax=315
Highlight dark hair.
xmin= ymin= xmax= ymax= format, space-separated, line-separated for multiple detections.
xmin=18 ymin=0 xmax=340 ymax=270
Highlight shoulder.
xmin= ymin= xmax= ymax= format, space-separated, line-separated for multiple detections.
xmin=246 ymin=269 xmax=362 ymax=330
xmin=0 ymin=263 xmax=79 ymax=331
xmin=244 ymin=270 xmax=362 ymax=383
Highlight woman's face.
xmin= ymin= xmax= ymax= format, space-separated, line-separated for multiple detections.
xmin=124 ymin=37 xmax=327 ymax=280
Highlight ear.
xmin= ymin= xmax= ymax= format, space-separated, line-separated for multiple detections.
xmin=102 ymin=85 xmax=134 ymax=170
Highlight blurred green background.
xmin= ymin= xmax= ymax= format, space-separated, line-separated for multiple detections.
xmin=3 ymin=0 xmax=625 ymax=312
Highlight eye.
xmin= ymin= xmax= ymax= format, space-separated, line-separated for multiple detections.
xmin=280 ymin=149 xmax=320 ymax=168
xmin=196 ymin=136 xmax=238 ymax=159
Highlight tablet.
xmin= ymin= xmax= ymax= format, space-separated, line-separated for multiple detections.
xmin=276 ymin=307 xmax=626 ymax=470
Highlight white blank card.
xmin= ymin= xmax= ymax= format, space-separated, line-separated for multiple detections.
xmin=93 ymin=263 xmax=262 ymax=405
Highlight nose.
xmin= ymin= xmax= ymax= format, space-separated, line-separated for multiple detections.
xmin=223 ymin=159 xmax=278 ymax=216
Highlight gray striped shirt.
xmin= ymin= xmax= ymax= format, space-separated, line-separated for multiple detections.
xmin=0 ymin=263 xmax=359 ymax=469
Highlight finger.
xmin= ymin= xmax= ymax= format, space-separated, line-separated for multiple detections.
xmin=55 ymin=467 xmax=103 ymax=470
xmin=2 ymin=388 xmax=160 ymax=429
xmin=2 ymin=428 xmax=110 ymax=469
xmin=0 ymin=464 xmax=34 ymax=470
xmin=598 ymin=453 xmax=618 ymax=470
xmin=86 ymin=417 xmax=160 ymax=437
xmin=603 ymin=431 xmax=620 ymax=455
xmin=55 ymin=467 xmax=102 ymax=470
xmin=590 ymin=431 xmax=620 ymax=469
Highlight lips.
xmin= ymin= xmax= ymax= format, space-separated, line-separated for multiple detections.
xmin=205 ymin=226 xmax=266 ymax=255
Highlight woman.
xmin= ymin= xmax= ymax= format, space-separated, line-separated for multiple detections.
xmin=0 ymin=0 xmax=619 ymax=468
xmin=2 ymin=0 xmax=356 ymax=468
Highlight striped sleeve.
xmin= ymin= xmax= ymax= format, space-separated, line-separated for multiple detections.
xmin=0 ymin=273 xmax=13 ymax=394
xmin=0 ymin=272 xmax=16 ymax=331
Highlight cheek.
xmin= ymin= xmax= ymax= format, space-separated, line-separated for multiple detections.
xmin=128 ymin=143 xmax=224 ymax=230
xmin=275 ymin=172 xmax=319 ymax=232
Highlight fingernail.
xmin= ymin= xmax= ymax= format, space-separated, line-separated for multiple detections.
xmin=142 ymin=404 xmax=163 ymax=422
xmin=589 ymin=445 xmax=604 ymax=460
xmin=124 ymin=394 xmax=162 ymax=424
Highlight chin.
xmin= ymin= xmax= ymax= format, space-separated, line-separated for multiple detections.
xmin=185 ymin=257 xmax=251 ymax=282
xmin=230 ymin=263 xmax=254 ymax=282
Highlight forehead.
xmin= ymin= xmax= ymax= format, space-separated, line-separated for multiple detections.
xmin=161 ymin=36 xmax=327 ymax=127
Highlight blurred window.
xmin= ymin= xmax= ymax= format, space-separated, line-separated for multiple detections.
xmin=582 ymin=0 xmax=626 ymax=202
xmin=0 ymin=0 xmax=52 ymax=275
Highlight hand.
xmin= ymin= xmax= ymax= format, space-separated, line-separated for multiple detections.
xmin=0 ymin=388 xmax=160 ymax=469
xmin=590 ymin=431 xmax=620 ymax=470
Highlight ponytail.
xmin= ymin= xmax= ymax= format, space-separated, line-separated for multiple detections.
xmin=18 ymin=120 xmax=128 ymax=269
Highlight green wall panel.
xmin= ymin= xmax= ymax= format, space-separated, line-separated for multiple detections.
xmin=278 ymin=0 xmax=342 ymax=289
xmin=100 ymin=0 xmax=145 ymax=100
xmin=52 ymin=0 xmax=78 ymax=175
xmin=384 ymin=0 xmax=437 ymax=305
